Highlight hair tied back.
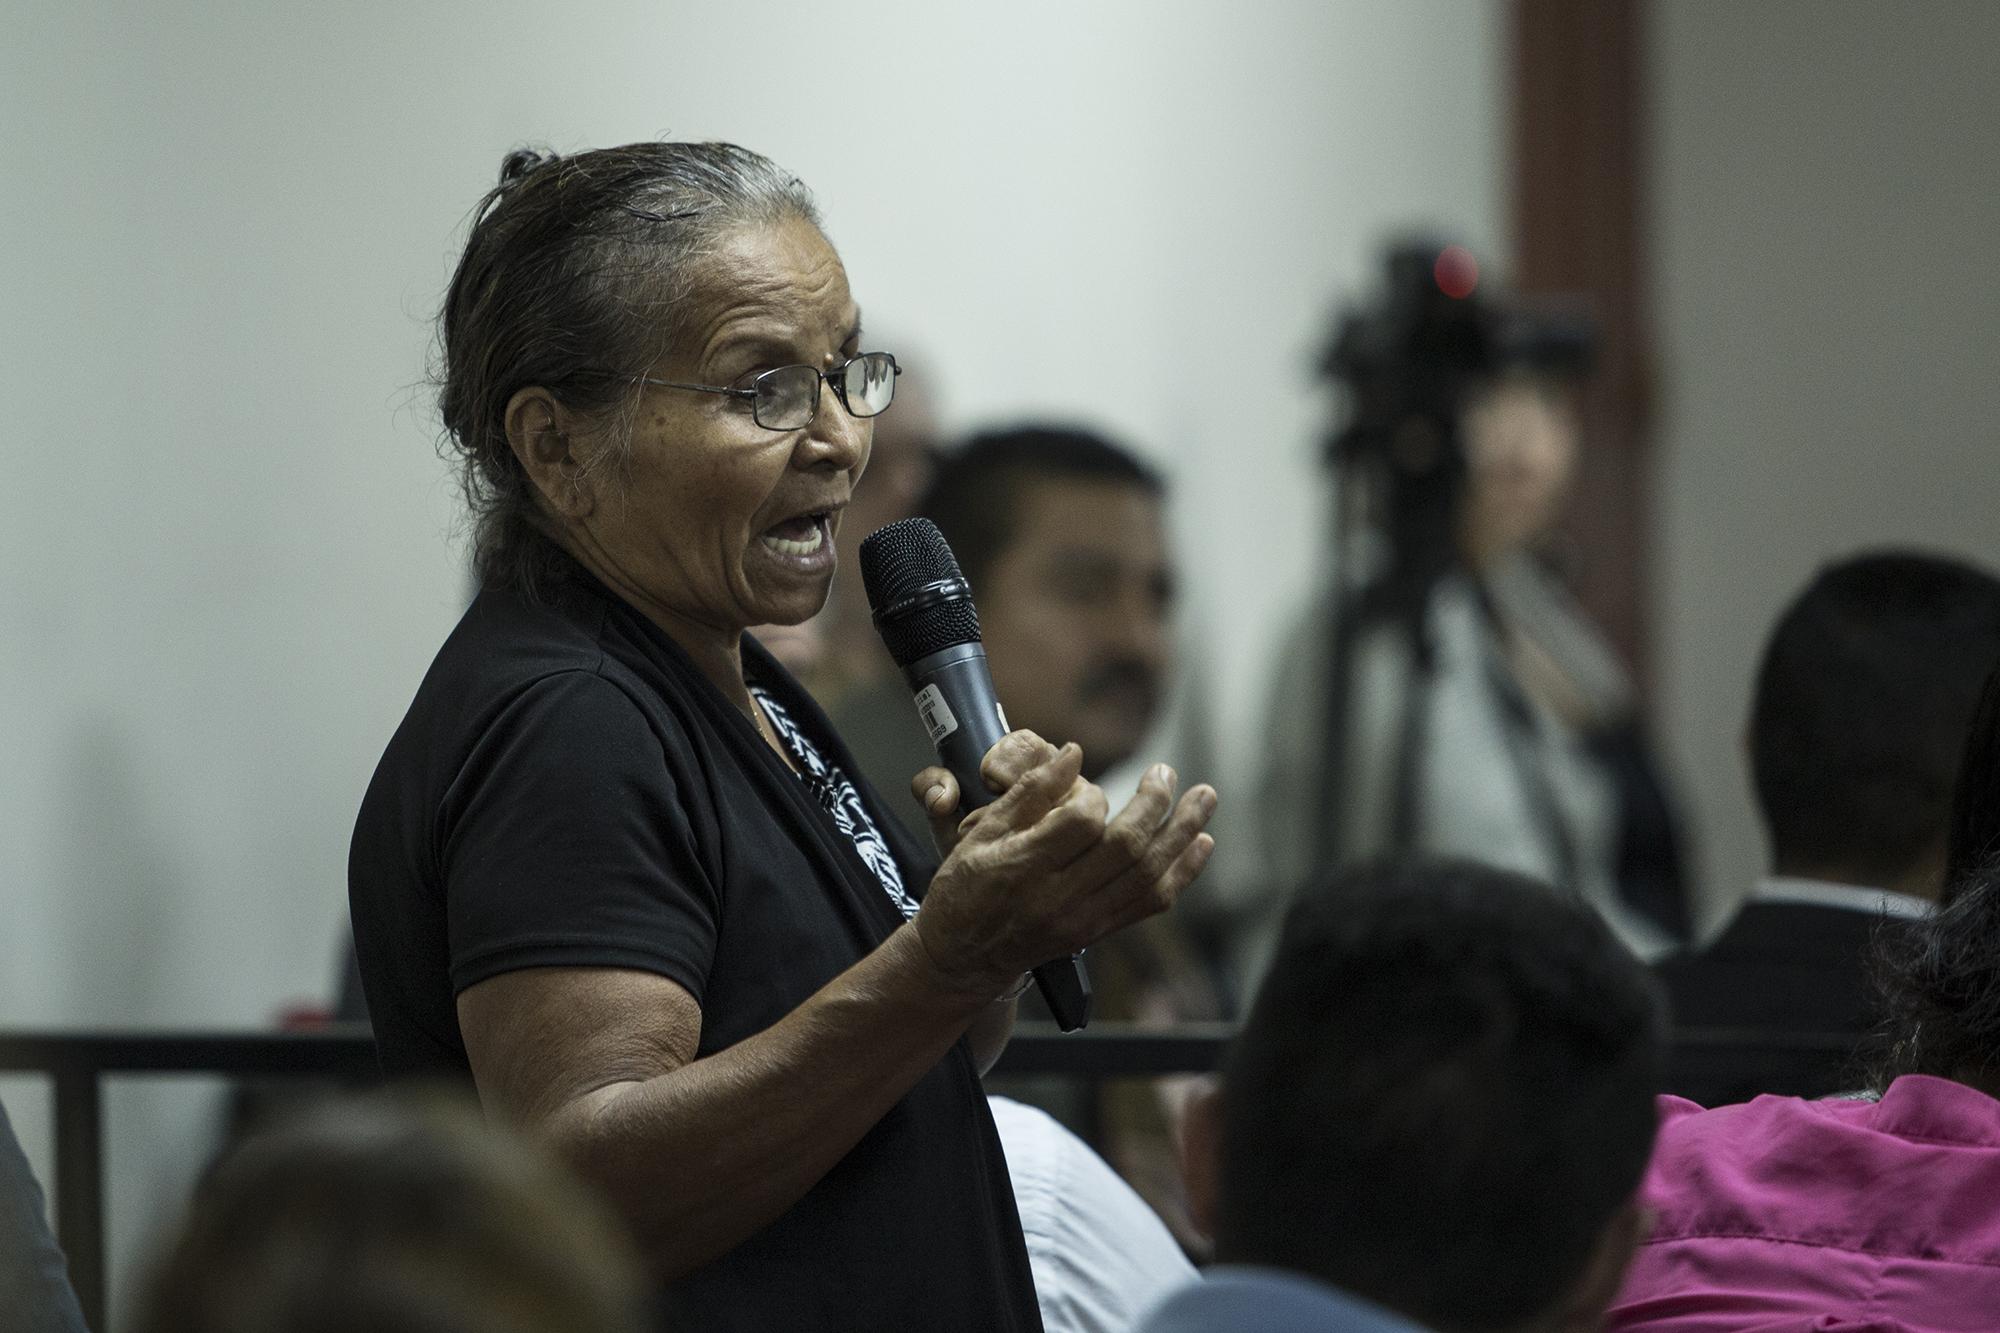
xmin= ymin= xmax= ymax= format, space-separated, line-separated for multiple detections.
xmin=498 ymin=147 xmax=551 ymax=187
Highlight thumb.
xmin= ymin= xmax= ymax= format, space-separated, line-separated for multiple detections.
xmin=911 ymin=766 xmax=963 ymax=857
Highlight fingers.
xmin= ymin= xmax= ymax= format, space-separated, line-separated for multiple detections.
xmin=1005 ymin=772 xmax=1111 ymax=870
xmin=979 ymin=730 xmax=1061 ymax=798
xmin=911 ymin=766 xmax=962 ymax=856
xmin=1142 ymin=784 xmax=1218 ymax=887
xmin=1090 ymin=828 xmax=1217 ymax=940
xmin=1141 ymin=785 xmax=1219 ymax=899
xmin=1152 ymin=826 xmax=1219 ymax=915
xmin=921 ymin=741 xmax=1220 ymax=977
xmin=1058 ymin=781 xmax=1218 ymax=940
xmin=965 ymin=742 xmax=1084 ymax=838
xmin=1063 ymin=768 xmax=1204 ymax=889
xmin=913 ymin=745 xmax=1097 ymax=992
xmin=1107 ymin=763 xmax=1181 ymax=858
xmin=1037 ymin=762 xmax=1172 ymax=893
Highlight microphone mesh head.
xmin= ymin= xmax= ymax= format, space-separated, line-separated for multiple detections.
xmin=858 ymin=518 xmax=983 ymax=666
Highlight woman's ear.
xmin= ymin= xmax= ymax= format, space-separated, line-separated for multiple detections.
xmin=504 ymin=386 xmax=594 ymax=519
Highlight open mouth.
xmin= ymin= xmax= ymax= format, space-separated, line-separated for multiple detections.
xmin=760 ymin=510 xmax=832 ymax=558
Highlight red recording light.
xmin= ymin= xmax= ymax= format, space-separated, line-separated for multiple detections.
xmin=1433 ymin=245 xmax=1479 ymax=299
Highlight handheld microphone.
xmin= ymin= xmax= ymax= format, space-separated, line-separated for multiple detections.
xmin=858 ymin=518 xmax=1092 ymax=1031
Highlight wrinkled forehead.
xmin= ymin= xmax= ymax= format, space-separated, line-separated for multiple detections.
xmin=670 ymin=216 xmax=860 ymax=367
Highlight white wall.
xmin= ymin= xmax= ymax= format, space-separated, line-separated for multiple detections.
xmin=0 ymin=1 xmax=1504 ymax=1321
xmin=1650 ymin=1 xmax=2000 ymax=929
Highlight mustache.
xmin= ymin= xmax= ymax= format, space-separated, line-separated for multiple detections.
xmin=1077 ymin=659 xmax=1161 ymax=708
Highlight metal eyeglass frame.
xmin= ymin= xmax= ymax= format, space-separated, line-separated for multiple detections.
xmin=628 ymin=352 xmax=901 ymax=431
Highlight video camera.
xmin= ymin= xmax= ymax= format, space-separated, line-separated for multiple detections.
xmin=1319 ymin=241 xmax=1595 ymax=599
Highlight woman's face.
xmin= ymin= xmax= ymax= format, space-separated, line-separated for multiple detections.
xmin=1459 ymin=372 xmax=1579 ymax=567
xmin=570 ymin=215 xmax=873 ymax=639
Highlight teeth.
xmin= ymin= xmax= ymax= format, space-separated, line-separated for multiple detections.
xmin=762 ymin=517 xmax=826 ymax=558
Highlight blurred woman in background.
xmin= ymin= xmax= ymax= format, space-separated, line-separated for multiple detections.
xmin=1248 ymin=353 xmax=1687 ymax=995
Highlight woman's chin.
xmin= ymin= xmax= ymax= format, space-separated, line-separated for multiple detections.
xmin=746 ymin=578 xmax=835 ymax=630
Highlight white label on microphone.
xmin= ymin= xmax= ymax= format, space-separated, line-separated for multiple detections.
xmin=995 ymin=701 xmax=1009 ymax=732
xmin=915 ymin=684 xmax=959 ymax=743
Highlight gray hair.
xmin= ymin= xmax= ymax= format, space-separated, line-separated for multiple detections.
xmin=435 ymin=142 xmax=822 ymax=598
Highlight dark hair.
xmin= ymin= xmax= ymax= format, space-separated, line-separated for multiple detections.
xmin=437 ymin=142 xmax=820 ymax=598
xmin=915 ymin=424 xmax=1164 ymax=590
xmin=1869 ymin=662 xmax=2000 ymax=1090
xmin=132 ymin=1093 xmax=647 ymax=1333
xmin=1869 ymin=856 xmax=2000 ymax=1090
xmin=1946 ymin=663 xmax=2000 ymax=887
xmin=1749 ymin=551 xmax=2000 ymax=886
xmin=1218 ymin=860 xmax=1664 ymax=1330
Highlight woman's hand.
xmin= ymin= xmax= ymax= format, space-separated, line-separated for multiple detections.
xmin=909 ymin=731 xmax=1092 ymax=860
xmin=909 ymin=733 xmax=1218 ymax=999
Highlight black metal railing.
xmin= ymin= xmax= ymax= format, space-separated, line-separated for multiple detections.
xmin=0 ymin=1023 xmax=1234 ymax=1329
xmin=0 ymin=1022 xmax=1861 ymax=1331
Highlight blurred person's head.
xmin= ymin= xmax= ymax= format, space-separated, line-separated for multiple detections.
xmin=133 ymin=1092 xmax=649 ymax=1333
xmin=1945 ymin=663 xmax=2000 ymax=888
xmin=1868 ymin=663 xmax=2000 ymax=1098
xmin=1184 ymin=860 xmax=1664 ymax=1333
xmin=919 ymin=425 xmax=1172 ymax=779
xmin=1459 ymin=369 xmax=1580 ymax=569
xmin=1872 ymin=856 xmax=2000 ymax=1102
xmin=1750 ymin=551 xmax=2000 ymax=898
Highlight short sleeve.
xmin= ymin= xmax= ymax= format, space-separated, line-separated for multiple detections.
xmin=438 ymin=670 xmax=718 ymax=1000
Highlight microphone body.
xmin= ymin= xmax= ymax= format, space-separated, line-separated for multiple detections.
xmin=860 ymin=520 xmax=1093 ymax=1031
xmin=903 ymin=642 xmax=1010 ymax=796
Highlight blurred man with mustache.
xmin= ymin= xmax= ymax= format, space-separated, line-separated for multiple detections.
xmin=943 ymin=428 xmax=1173 ymax=782
xmin=832 ymin=425 xmax=1218 ymax=1252
xmin=834 ymin=423 xmax=1176 ymax=818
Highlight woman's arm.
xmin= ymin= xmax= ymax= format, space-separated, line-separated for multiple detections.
xmin=458 ymin=925 xmax=992 ymax=1279
xmin=966 ymin=989 xmax=1019 ymax=1076
xmin=460 ymin=740 xmax=1215 ymax=1278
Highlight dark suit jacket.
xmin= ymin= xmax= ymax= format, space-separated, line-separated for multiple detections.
xmin=1656 ymin=897 xmax=1902 ymax=1107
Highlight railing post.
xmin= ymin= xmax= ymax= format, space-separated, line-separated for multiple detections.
xmin=53 ymin=1064 xmax=105 ymax=1333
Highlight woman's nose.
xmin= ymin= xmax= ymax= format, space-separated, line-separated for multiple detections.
xmin=802 ymin=388 xmax=870 ymax=473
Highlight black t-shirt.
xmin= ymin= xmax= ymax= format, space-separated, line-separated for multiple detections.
xmin=348 ymin=560 xmax=1043 ymax=1332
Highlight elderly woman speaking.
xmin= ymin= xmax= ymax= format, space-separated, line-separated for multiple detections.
xmin=348 ymin=142 xmax=1218 ymax=1330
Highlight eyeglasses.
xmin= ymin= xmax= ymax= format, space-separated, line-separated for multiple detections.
xmin=630 ymin=352 xmax=900 ymax=431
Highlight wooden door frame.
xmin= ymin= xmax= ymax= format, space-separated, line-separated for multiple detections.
xmin=1510 ymin=0 xmax=1655 ymax=690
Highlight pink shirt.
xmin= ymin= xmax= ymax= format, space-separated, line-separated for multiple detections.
xmin=1608 ymin=1076 xmax=2000 ymax=1332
